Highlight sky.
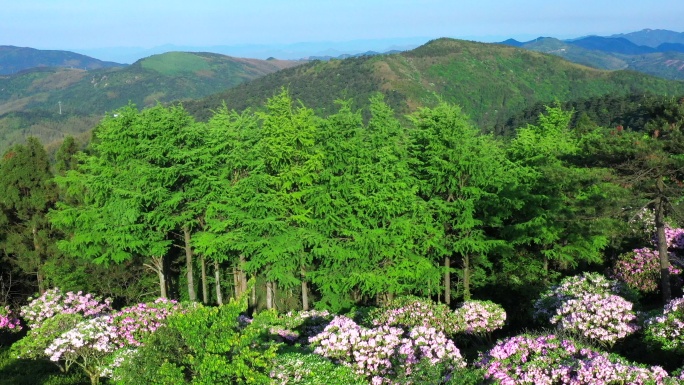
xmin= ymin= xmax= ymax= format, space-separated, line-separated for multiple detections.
xmin=2 ymin=0 xmax=683 ymax=61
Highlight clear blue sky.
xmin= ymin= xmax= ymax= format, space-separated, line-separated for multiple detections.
xmin=2 ymin=0 xmax=683 ymax=49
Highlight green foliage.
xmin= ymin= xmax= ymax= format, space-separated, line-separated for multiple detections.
xmin=392 ymin=359 xmax=485 ymax=385
xmin=0 ymin=137 xmax=59 ymax=292
xmin=410 ymin=101 xmax=521 ymax=300
xmin=112 ymin=301 xmax=279 ymax=385
xmin=270 ymin=351 xmax=367 ymax=384
xmin=506 ymin=105 xmax=623 ymax=275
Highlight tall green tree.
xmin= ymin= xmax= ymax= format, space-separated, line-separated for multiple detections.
xmin=410 ymin=102 xmax=520 ymax=302
xmin=0 ymin=137 xmax=59 ymax=293
xmin=506 ymin=105 xmax=621 ymax=280
xmin=51 ymin=104 xmax=201 ymax=299
xmin=310 ymin=96 xmax=439 ymax=309
xmin=193 ymin=105 xmax=262 ymax=306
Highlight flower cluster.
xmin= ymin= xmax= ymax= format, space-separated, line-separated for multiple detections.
xmin=20 ymin=288 xmax=112 ymax=329
xmin=452 ymin=300 xmax=506 ymax=335
xmin=0 ymin=306 xmax=22 ymax=332
xmin=613 ymin=248 xmax=682 ymax=292
xmin=533 ymin=272 xmax=619 ymax=321
xmin=45 ymin=316 xmax=118 ymax=363
xmin=656 ymin=225 xmax=684 ymax=250
xmin=108 ymin=298 xmax=181 ymax=348
xmin=370 ymin=296 xmax=458 ymax=335
xmin=550 ymin=293 xmax=639 ymax=347
xmin=645 ymin=297 xmax=684 ymax=354
xmin=478 ymin=334 xmax=673 ymax=384
xmin=309 ymin=315 xmax=465 ymax=383
xmin=534 ymin=273 xmax=638 ymax=345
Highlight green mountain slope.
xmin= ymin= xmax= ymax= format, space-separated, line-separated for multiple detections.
xmin=0 ymin=52 xmax=304 ymax=151
xmin=185 ymin=38 xmax=684 ymax=130
xmin=0 ymin=45 xmax=124 ymax=75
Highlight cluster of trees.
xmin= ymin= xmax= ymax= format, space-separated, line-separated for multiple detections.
xmin=1 ymin=90 xmax=684 ymax=317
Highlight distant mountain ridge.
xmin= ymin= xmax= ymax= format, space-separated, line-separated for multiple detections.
xmin=0 ymin=46 xmax=125 ymax=75
xmin=499 ymin=29 xmax=684 ymax=80
xmin=610 ymin=29 xmax=684 ymax=48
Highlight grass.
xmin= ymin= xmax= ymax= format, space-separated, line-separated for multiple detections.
xmin=140 ymin=52 xmax=211 ymax=76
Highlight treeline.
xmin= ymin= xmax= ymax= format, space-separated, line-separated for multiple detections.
xmin=1 ymin=90 xmax=684 ymax=324
xmin=498 ymin=93 xmax=684 ymax=136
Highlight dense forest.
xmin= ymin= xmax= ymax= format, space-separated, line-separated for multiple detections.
xmin=2 ymin=90 xmax=684 ymax=384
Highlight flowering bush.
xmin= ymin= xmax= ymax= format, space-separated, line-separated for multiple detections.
xmin=478 ymin=334 xmax=675 ymax=384
xmin=0 ymin=306 xmax=22 ymax=332
xmin=645 ymin=297 xmax=684 ymax=354
xmin=657 ymin=225 xmax=684 ymax=250
xmin=550 ymin=293 xmax=639 ymax=347
xmin=45 ymin=316 xmax=118 ymax=385
xmin=534 ymin=273 xmax=638 ymax=346
xmin=309 ymin=315 xmax=465 ymax=384
xmin=370 ymin=296 xmax=458 ymax=335
xmin=108 ymin=297 xmax=181 ymax=348
xmin=533 ymin=272 xmax=619 ymax=321
xmin=20 ymin=288 xmax=112 ymax=329
xmin=613 ymin=248 xmax=682 ymax=293
xmin=452 ymin=300 xmax=506 ymax=336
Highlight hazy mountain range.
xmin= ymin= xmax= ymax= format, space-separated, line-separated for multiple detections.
xmin=68 ymin=37 xmax=431 ymax=64
xmin=498 ymin=29 xmax=684 ymax=80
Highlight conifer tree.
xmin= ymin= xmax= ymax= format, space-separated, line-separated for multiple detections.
xmin=410 ymin=102 xmax=518 ymax=302
xmin=0 ymin=137 xmax=59 ymax=293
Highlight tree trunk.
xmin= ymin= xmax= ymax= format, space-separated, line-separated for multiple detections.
xmin=201 ymin=255 xmax=208 ymax=304
xmin=656 ymin=177 xmax=672 ymax=303
xmin=32 ymin=226 xmax=45 ymax=294
xmin=145 ymin=256 xmax=167 ymax=298
xmin=251 ymin=277 xmax=256 ymax=309
xmin=183 ymin=226 xmax=196 ymax=302
xmin=266 ymin=281 xmax=274 ymax=310
xmin=463 ymin=254 xmax=471 ymax=301
xmin=301 ymin=266 xmax=309 ymax=311
xmin=444 ymin=256 xmax=451 ymax=306
xmin=233 ymin=266 xmax=240 ymax=298
xmin=239 ymin=255 xmax=248 ymax=298
xmin=214 ymin=260 xmax=223 ymax=305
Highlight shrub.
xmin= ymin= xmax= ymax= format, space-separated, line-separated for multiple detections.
xmin=452 ymin=300 xmax=507 ymax=336
xmin=369 ymin=296 xmax=458 ymax=334
xmin=0 ymin=306 xmax=22 ymax=332
xmin=270 ymin=351 xmax=367 ymax=384
xmin=112 ymin=301 xmax=279 ymax=385
xmin=613 ymin=248 xmax=681 ymax=293
xmin=645 ymin=297 xmax=684 ymax=354
xmin=478 ymin=334 xmax=676 ymax=384
xmin=45 ymin=316 xmax=118 ymax=385
xmin=20 ymin=288 xmax=112 ymax=329
xmin=309 ymin=315 xmax=466 ymax=384
xmin=108 ymin=297 xmax=182 ymax=348
xmin=534 ymin=273 xmax=638 ymax=347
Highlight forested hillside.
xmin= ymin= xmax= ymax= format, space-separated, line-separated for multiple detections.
xmin=184 ymin=38 xmax=684 ymax=130
xmin=0 ymin=52 xmax=304 ymax=152
xmin=2 ymin=89 xmax=684 ymax=384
